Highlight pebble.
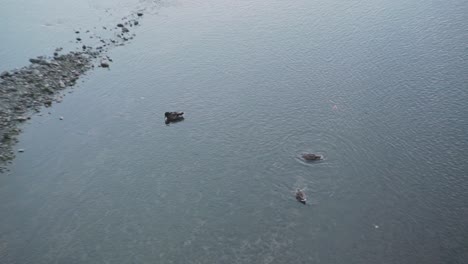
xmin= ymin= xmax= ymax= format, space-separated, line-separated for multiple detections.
xmin=137 ymin=12 xmax=143 ymax=16
xmin=100 ymin=61 xmax=110 ymax=68
xmin=117 ymin=23 xmax=124 ymax=27
xmin=1 ymin=71 xmax=10 ymax=78
xmin=122 ymin=27 xmax=130 ymax=33
xmin=18 ymin=149 xmax=25 ymax=153
xmin=59 ymin=116 xmax=64 ymax=120
xmin=29 ymin=58 xmax=42 ymax=64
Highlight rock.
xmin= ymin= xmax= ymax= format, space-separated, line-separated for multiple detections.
xmin=29 ymin=58 xmax=43 ymax=64
xmin=16 ymin=116 xmax=28 ymax=122
xmin=29 ymin=58 xmax=49 ymax=65
xmin=59 ymin=116 xmax=64 ymax=120
xmin=122 ymin=27 xmax=129 ymax=33
xmin=76 ymin=37 xmax=82 ymax=41
xmin=134 ymin=21 xmax=139 ymax=26
xmin=117 ymin=23 xmax=124 ymax=27
xmin=137 ymin=12 xmax=143 ymax=16
xmin=82 ymin=45 xmax=87 ymax=50
xmin=44 ymin=100 xmax=52 ymax=107
xmin=100 ymin=61 xmax=110 ymax=68
xmin=43 ymin=87 xmax=54 ymax=94
xmin=0 ymin=71 xmax=10 ymax=78
xmin=59 ymin=80 xmax=65 ymax=88
xmin=18 ymin=149 xmax=24 ymax=153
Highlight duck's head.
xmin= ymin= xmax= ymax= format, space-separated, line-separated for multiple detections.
xmin=164 ymin=112 xmax=170 ymax=118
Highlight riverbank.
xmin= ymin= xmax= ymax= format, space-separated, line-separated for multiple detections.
xmin=0 ymin=11 xmax=145 ymax=172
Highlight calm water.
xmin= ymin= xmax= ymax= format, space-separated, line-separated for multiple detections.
xmin=1 ymin=0 xmax=467 ymax=263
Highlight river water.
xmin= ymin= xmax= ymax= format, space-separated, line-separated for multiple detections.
xmin=1 ymin=0 xmax=467 ymax=263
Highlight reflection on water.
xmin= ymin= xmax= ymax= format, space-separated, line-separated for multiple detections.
xmin=1 ymin=0 xmax=467 ymax=263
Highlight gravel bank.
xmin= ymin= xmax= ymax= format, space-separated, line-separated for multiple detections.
xmin=0 ymin=11 xmax=146 ymax=172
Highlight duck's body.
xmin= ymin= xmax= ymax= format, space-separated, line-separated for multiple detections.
xmin=165 ymin=112 xmax=184 ymax=124
xmin=295 ymin=189 xmax=307 ymax=204
xmin=302 ymin=153 xmax=322 ymax=161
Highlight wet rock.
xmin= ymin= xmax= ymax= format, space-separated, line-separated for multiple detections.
xmin=59 ymin=116 xmax=64 ymax=120
xmin=0 ymin=71 xmax=10 ymax=78
xmin=122 ymin=27 xmax=130 ymax=33
xmin=76 ymin=37 xmax=82 ymax=41
xmin=29 ymin=58 xmax=44 ymax=64
xmin=117 ymin=23 xmax=124 ymax=27
xmin=134 ymin=21 xmax=139 ymax=26
xmin=137 ymin=12 xmax=143 ymax=16
xmin=18 ymin=149 xmax=24 ymax=153
xmin=100 ymin=61 xmax=110 ymax=68
xmin=16 ymin=116 xmax=28 ymax=122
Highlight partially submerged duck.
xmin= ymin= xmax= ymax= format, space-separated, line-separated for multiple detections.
xmin=301 ymin=153 xmax=322 ymax=161
xmin=295 ymin=189 xmax=307 ymax=204
xmin=165 ymin=112 xmax=184 ymax=124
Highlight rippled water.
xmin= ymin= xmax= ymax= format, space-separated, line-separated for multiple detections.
xmin=1 ymin=0 xmax=467 ymax=263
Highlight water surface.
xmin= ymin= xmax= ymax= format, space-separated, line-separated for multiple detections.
xmin=0 ymin=0 xmax=467 ymax=263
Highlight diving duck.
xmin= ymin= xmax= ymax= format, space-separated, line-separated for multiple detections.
xmin=301 ymin=153 xmax=322 ymax=161
xmin=164 ymin=112 xmax=184 ymax=124
xmin=295 ymin=189 xmax=307 ymax=204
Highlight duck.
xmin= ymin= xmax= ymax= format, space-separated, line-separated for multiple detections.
xmin=295 ymin=189 xmax=307 ymax=204
xmin=301 ymin=153 xmax=322 ymax=161
xmin=165 ymin=112 xmax=184 ymax=124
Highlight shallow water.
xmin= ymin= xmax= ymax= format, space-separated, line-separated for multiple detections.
xmin=1 ymin=0 xmax=467 ymax=263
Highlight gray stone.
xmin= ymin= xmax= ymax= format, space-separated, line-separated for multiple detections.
xmin=29 ymin=58 xmax=43 ymax=64
xmin=0 ymin=71 xmax=10 ymax=78
xmin=100 ymin=61 xmax=110 ymax=68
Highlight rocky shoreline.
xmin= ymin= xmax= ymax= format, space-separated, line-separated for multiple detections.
xmin=0 ymin=11 xmax=146 ymax=172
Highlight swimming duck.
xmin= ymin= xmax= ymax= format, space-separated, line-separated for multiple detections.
xmin=295 ymin=189 xmax=307 ymax=204
xmin=165 ymin=112 xmax=184 ymax=124
xmin=301 ymin=153 xmax=322 ymax=161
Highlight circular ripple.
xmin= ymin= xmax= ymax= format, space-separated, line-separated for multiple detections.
xmin=280 ymin=129 xmax=363 ymax=168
